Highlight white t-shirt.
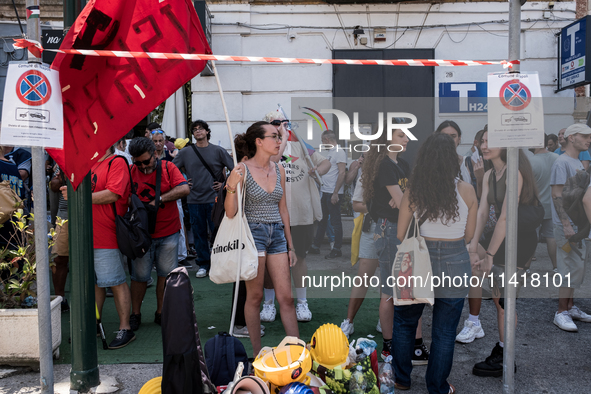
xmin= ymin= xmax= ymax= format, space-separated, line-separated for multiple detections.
xmin=320 ymin=146 xmax=347 ymax=194
xmin=550 ymin=154 xmax=584 ymax=226
xmin=280 ymin=142 xmax=326 ymax=226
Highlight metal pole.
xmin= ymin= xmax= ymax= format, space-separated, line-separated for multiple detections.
xmin=62 ymin=0 xmax=99 ymax=392
xmin=25 ymin=1 xmax=53 ymax=392
xmin=67 ymin=176 xmax=99 ymax=392
xmin=504 ymin=1 xmax=521 ymax=393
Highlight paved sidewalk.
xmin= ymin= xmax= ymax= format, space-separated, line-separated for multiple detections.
xmin=2 ymin=242 xmax=591 ymax=393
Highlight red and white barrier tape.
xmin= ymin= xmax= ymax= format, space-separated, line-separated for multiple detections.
xmin=14 ymin=39 xmax=517 ymax=68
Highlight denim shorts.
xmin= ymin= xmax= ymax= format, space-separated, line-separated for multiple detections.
xmin=374 ymin=219 xmax=401 ymax=297
xmin=131 ymin=231 xmax=180 ymax=282
xmin=359 ymin=222 xmax=378 ymax=260
xmin=94 ymin=248 xmax=126 ymax=288
xmin=248 ymin=222 xmax=287 ymax=256
xmin=425 ymin=239 xmax=471 ymax=299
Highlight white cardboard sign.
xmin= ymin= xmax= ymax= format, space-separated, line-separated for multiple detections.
xmin=487 ymin=72 xmax=544 ymax=148
xmin=1 ymin=62 xmax=63 ymax=148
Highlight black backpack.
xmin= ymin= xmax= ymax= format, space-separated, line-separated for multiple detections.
xmin=162 ymin=267 xmax=217 ymax=394
xmin=204 ymin=332 xmax=249 ymax=387
xmin=107 ymin=156 xmax=152 ymax=260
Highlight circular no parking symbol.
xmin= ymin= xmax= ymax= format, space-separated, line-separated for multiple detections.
xmin=499 ymin=79 xmax=531 ymax=111
xmin=16 ymin=70 xmax=52 ymax=106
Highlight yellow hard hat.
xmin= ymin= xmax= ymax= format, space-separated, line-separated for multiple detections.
xmin=138 ymin=377 xmax=162 ymax=394
xmin=309 ymin=324 xmax=349 ymax=369
xmin=253 ymin=337 xmax=312 ymax=387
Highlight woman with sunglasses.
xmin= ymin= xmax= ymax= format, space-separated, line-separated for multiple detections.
xmin=255 ymin=111 xmax=329 ymax=325
xmin=225 ymin=121 xmax=299 ymax=355
xmin=151 ymin=129 xmax=174 ymax=161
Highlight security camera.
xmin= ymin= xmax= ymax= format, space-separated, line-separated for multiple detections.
xmin=549 ymin=1 xmax=555 ymax=9
xmin=288 ymin=33 xmax=296 ymax=41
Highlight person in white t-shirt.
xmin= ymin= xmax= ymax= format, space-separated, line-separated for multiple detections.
xmin=309 ymin=130 xmax=348 ymax=259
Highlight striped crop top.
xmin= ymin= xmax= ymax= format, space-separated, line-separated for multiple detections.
xmin=244 ymin=163 xmax=283 ymax=223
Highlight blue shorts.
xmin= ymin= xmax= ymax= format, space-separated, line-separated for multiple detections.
xmin=248 ymin=222 xmax=288 ymax=256
xmin=131 ymin=231 xmax=180 ymax=282
xmin=94 ymin=248 xmax=126 ymax=288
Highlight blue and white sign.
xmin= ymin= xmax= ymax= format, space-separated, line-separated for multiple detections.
xmin=560 ymin=17 xmax=587 ymax=89
xmin=439 ymin=82 xmax=487 ymax=113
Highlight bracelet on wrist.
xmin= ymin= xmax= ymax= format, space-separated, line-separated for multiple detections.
xmin=225 ymin=184 xmax=236 ymax=193
xmin=486 ymin=251 xmax=495 ymax=257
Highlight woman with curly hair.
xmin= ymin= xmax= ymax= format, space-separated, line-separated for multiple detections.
xmin=225 ymin=121 xmax=298 ymax=355
xmin=396 ymin=133 xmax=478 ymax=393
xmin=361 ymin=129 xmax=428 ymax=363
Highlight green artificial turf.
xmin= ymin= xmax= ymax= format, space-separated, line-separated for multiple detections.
xmin=56 ymin=270 xmax=383 ymax=365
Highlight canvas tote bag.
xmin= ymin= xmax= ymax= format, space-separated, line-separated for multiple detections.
xmin=392 ymin=214 xmax=435 ymax=306
xmin=209 ymin=170 xmax=258 ymax=284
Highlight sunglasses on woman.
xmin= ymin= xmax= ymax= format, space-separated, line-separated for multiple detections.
xmin=270 ymin=119 xmax=289 ymax=126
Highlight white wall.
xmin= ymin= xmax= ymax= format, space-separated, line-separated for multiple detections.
xmin=192 ymin=1 xmax=578 ymax=152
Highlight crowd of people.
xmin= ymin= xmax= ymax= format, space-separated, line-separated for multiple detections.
xmin=3 ymin=112 xmax=590 ymax=393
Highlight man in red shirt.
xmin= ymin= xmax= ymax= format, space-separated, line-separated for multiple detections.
xmin=83 ymin=146 xmax=133 ymax=349
xmin=128 ymin=138 xmax=190 ymax=331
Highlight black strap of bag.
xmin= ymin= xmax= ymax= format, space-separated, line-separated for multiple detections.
xmin=191 ymin=144 xmax=221 ymax=182
xmin=143 ymin=160 xmax=162 ymax=234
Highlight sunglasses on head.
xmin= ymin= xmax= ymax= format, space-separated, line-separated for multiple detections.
xmin=151 ymin=129 xmax=164 ymax=134
xmin=270 ymin=119 xmax=289 ymax=126
xmin=133 ymin=157 xmax=153 ymax=166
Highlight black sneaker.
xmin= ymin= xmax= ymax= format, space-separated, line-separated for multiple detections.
xmin=154 ymin=312 xmax=162 ymax=326
xmin=108 ymin=329 xmax=136 ymax=349
xmin=129 ymin=313 xmax=141 ymax=332
xmin=178 ymin=259 xmax=193 ymax=268
xmin=473 ymin=342 xmax=516 ymax=377
xmin=105 ymin=287 xmax=114 ymax=297
xmin=325 ymin=249 xmax=342 ymax=259
xmin=61 ymin=298 xmax=70 ymax=313
xmin=308 ymin=245 xmax=320 ymax=255
xmin=188 ymin=245 xmax=197 ymax=257
xmin=146 ymin=277 xmax=154 ymax=288
xmin=412 ymin=343 xmax=429 ymax=366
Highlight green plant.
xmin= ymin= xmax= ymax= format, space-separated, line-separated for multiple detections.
xmin=0 ymin=210 xmax=57 ymax=309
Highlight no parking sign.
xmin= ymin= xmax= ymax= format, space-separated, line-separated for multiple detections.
xmin=1 ymin=62 xmax=63 ymax=148
xmin=487 ymin=72 xmax=544 ymax=148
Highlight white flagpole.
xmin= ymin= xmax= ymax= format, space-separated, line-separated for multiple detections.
xmin=211 ymin=61 xmax=242 ymax=336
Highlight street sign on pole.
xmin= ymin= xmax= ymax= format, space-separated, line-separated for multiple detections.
xmin=487 ymin=72 xmax=544 ymax=148
xmin=557 ymin=16 xmax=591 ymax=91
xmin=0 ymin=62 xmax=63 ymax=148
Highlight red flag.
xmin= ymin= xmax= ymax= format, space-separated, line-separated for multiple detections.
xmin=47 ymin=0 xmax=211 ymax=188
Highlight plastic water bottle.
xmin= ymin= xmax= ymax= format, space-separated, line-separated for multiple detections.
xmin=378 ymin=356 xmax=395 ymax=394
xmin=350 ymin=365 xmax=367 ymax=394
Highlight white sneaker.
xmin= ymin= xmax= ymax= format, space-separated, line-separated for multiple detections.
xmin=232 ymin=325 xmax=265 ymax=338
xmin=455 ymin=319 xmax=485 ymax=343
xmin=376 ymin=319 xmax=382 ymax=333
xmin=260 ymin=300 xmax=277 ymax=322
xmin=195 ymin=268 xmax=208 ymax=278
xmin=569 ymin=305 xmax=591 ymax=322
xmin=296 ymin=301 xmax=312 ymax=322
xmin=340 ymin=318 xmax=355 ymax=338
xmin=554 ymin=311 xmax=578 ymax=332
